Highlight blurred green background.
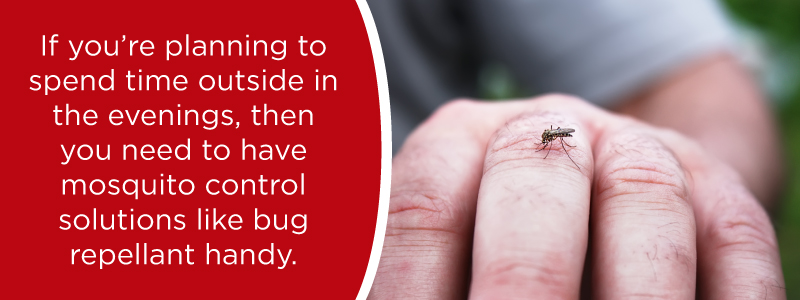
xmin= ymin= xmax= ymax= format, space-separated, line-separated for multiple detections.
xmin=723 ymin=0 xmax=800 ymax=298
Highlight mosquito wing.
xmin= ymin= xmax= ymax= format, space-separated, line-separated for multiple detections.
xmin=552 ymin=127 xmax=576 ymax=134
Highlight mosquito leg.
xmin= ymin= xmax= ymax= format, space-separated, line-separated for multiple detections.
xmin=544 ymin=140 xmax=554 ymax=159
xmin=536 ymin=141 xmax=548 ymax=152
xmin=561 ymin=138 xmax=580 ymax=170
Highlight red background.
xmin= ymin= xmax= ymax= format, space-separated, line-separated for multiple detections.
xmin=0 ymin=1 xmax=381 ymax=298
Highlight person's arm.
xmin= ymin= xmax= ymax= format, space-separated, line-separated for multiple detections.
xmin=618 ymin=52 xmax=783 ymax=208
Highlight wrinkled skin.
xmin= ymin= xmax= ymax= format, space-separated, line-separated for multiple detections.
xmin=369 ymin=95 xmax=785 ymax=300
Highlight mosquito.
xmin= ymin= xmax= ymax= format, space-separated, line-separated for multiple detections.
xmin=536 ymin=125 xmax=580 ymax=169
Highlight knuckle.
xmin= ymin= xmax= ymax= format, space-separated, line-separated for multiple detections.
xmin=404 ymin=99 xmax=483 ymax=147
xmin=598 ymin=161 xmax=688 ymax=203
xmin=475 ymin=255 xmax=574 ymax=296
xmin=387 ymin=185 xmax=467 ymax=238
xmin=604 ymin=132 xmax=681 ymax=166
xmin=597 ymin=133 xmax=690 ymax=208
xmin=483 ymin=113 xmax=589 ymax=177
xmin=704 ymin=185 xmax=778 ymax=252
xmin=484 ymin=130 xmax=539 ymax=173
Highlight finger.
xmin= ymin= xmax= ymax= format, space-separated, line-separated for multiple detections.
xmin=369 ymin=100 xmax=508 ymax=299
xmin=591 ymin=128 xmax=697 ymax=299
xmin=469 ymin=111 xmax=593 ymax=299
xmin=662 ymin=133 xmax=786 ymax=300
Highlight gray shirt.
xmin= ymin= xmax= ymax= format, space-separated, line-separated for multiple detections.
xmin=367 ymin=0 xmax=733 ymax=152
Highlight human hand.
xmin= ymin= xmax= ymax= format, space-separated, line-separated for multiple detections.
xmin=369 ymin=95 xmax=785 ymax=299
